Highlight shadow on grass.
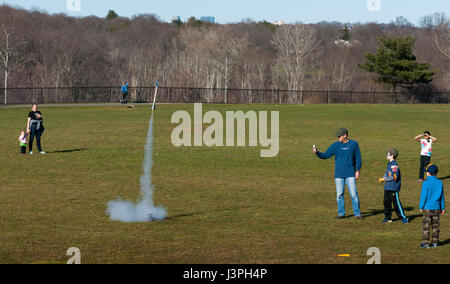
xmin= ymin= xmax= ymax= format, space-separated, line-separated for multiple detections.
xmin=362 ymin=207 xmax=414 ymax=217
xmin=360 ymin=207 xmax=421 ymax=222
xmin=406 ymin=214 xmax=422 ymax=222
xmin=165 ymin=206 xmax=253 ymax=221
xmin=439 ymin=175 xmax=450 ymax=180
xmin=48 ymin=148 xmax=88 ymax=154
xmin=439 ymin=239 xmax=450 ymax=247
xmin=165 ymin=212 xmax=204 ymax=221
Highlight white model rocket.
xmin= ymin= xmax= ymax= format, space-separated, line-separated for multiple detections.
xmin=152 ymin=81 xmax=159 ymax=111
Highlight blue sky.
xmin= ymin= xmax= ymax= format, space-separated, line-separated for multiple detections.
xmin=2 ymin=0 xmax=449 ymax=24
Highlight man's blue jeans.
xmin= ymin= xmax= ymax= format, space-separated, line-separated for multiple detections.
xmin=335 ymin=177 xmax=361 ymax=217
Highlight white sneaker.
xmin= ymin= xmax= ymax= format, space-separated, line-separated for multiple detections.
xmin=40 ymin=151 xmax=46 ymax=155
xmin=29 ymin=151 xmax=34 ymax=155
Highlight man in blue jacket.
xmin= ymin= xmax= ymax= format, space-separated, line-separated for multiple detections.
xmin=313 ymin=128 xmax=363 ymax=220
xmin=419 ymin=165 xmax=445 ymax=248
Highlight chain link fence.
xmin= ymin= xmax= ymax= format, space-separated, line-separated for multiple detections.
xmin=1 ymin=86 xmax=449 ymax=105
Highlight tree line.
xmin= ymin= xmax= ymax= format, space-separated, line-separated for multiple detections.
xmin=0 ymin=5 xmax=448 ymax=100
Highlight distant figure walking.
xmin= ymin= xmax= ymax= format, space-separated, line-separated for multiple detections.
xmin=27 ymin=104 xmax=46 ymax=155
xmin=121 ymin=82 xmax=129 ymax=104
xmin=414 ymin=131 xmax=437 ymax=181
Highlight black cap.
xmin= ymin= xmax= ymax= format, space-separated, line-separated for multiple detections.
xmin=426 ymin=164 xmax=438 ymax=175
xmin=335 ymin=128 xmax=348 ymax=137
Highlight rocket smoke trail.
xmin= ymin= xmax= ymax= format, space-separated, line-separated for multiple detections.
xmin=106 ymin=113 xmax=167 ymax=222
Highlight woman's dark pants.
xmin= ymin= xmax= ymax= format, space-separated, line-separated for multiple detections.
xmin=29 ymin=125 xmax=42 ymax=153
xmin=419 ymin=155 xmax=431 ymax=180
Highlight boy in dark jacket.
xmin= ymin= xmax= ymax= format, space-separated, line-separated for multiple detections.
xmin=420 ymin=165 xmax=445 ymax=248
xmin=378 ymin=148 xmax=408 ymax=223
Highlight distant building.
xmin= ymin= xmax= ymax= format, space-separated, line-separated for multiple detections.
xmin=171 ymin=16 xmax=181 ymax=22
xmin=334 ymin=39 xmax=352 ymax=47
xmin=342 ymin=23 xmax=353 ymax=30
xmin=200 ymin=16 xmax=215 ymax=23
xmin=273 ymin=20 xmax=285 ymax=26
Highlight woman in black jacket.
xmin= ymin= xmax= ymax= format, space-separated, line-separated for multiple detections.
xmin=26 ymin=104 xmax=46 ymax=155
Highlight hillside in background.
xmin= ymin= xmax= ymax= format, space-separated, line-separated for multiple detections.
xmin=0 ymin=5 xmax=448 ymax=92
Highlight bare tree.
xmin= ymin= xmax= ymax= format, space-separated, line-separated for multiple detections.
xmin=166 ymin=25 xmax=249 ymax=102
xmin=272 ymin=24 xmax=320 ymax=101
xmin=129 ymin=43 xmax=167 ymax=101
xmin=241 ymin=52 xmax=267 ymax=90
xmin=433 ymin=21 xmax=450 ymax=61
xmin=0 ymin=26 xmax=27 ymax=104
xmin=328 ymin=51 xmax=356 ymax=92
xmin=419 ymin=13 xmax=447 ymax=30
xmin=207 ymin=26 xmax=249 ymax=102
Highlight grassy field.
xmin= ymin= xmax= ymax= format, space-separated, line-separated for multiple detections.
xmin=0 ymin=103 xmax=449 ymax=264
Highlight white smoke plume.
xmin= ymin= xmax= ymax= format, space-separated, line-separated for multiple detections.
xmin=106 ymin=113 xmax=167 ymax=222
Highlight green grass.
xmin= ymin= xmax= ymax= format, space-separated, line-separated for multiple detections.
xmin=0 ymin=104 xmax=449 ymax=264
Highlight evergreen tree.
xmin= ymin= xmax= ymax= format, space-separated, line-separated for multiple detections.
xmin=171 ymin=18 xmax=182 ymax=27
xmin=106 ymin=10 xmax=119 ymax=20
xmin=187 ymin=17 xmax=205 ymax=27
xmin=340 ymin=25 xmax=351 ymax=41
xmin=258 ymin=20 xmax=276 ymax=32
xmin=358 ymin=36 xmax=435 ymax=90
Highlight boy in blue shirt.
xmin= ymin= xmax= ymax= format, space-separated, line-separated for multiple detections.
xmin=419 ymin=165 xmax=445 ymax=248
xmin=121 ymin=82 xmax=129 ymax=104
xmin=378 ymin=148 xmax=408 ymax=223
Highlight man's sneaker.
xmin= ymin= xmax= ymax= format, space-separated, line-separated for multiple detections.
xmin=40 ymin=151 xmax=46 ymax=155
xmin=382 ymin=219 xmax=392 ymax=223
xmin=356 ymin=215 xmax=364 ymax=220
xmin=420 ymin=243 xmax=430 ymax=249
xmin=401 ymin=218 xmax=409 ymax=224
xmin=29 ymin=151 xmax=34 ymax=155
xmin=431 ymin=243 xmax=438 ymax=248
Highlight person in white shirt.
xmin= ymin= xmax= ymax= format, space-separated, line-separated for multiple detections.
xmin=414 ymin=131 xmax=437 ymax=181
